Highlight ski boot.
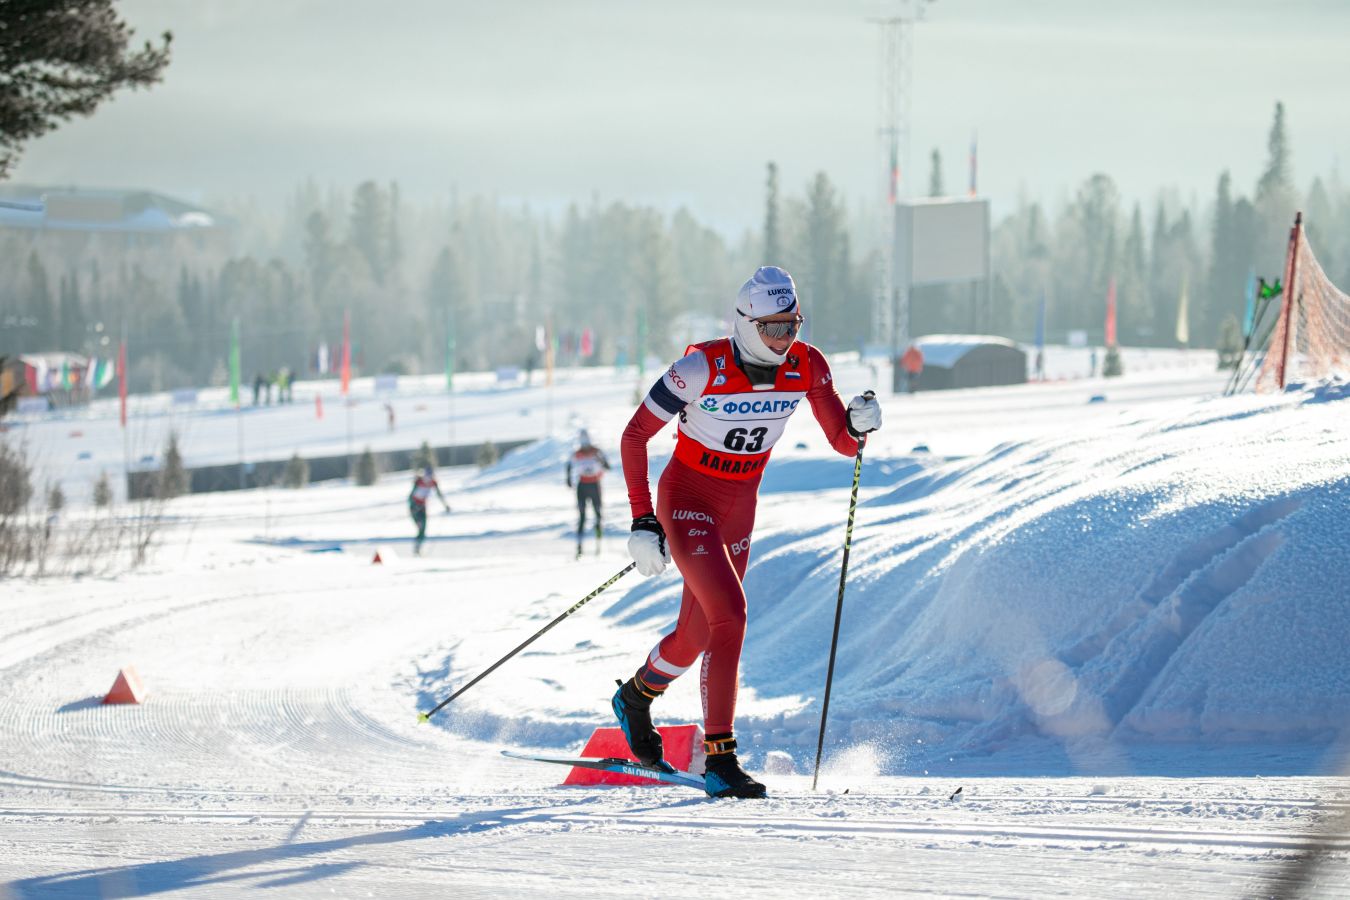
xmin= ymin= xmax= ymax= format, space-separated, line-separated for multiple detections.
xmin=702 ymin=734 xmax=767 ymax=799
xmin=611 ymin=677 xmax=666 ymax=768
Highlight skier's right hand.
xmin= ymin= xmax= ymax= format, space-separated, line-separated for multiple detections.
xmin=628 ymin=514 xmax=670 ymax=577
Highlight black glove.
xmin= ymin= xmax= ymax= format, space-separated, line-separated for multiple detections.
xmin=631 ymin=513 xmax=666 ymax=546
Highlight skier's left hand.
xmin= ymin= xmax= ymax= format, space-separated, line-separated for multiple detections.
xmin=847 ymin=392 xmax=882 ymax=437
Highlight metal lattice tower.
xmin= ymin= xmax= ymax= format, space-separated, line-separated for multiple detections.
xmin=871 ymin=1 xmax=929 ymax=355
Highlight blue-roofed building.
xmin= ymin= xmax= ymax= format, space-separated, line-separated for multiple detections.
xmin=0 ymin=185 xmax=233 ymax=258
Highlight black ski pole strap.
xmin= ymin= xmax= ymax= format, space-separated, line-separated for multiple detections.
xmin=418 ymin=562 xmax=637 ymax=722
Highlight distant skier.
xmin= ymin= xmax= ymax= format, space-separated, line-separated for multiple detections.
xmin=566 ymin=429 xmax=610 ymax=559
xmin=613 ymin=266 xmax=882 ymax=798
xmin=409 ymin=466 xmax=450 ymax=556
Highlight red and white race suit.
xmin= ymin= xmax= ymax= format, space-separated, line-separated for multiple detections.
xmin=620 ymin=337 xmax=859 ymax=734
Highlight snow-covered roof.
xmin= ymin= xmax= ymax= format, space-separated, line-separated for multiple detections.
xmin=0 ymin=185 xmax=224 ymax=233
xmin=912 ymin=334 xmax=1021 ymax=368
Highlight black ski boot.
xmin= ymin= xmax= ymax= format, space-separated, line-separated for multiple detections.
xmin=702 ymin=735 xmax=767 ymax=799
xmin=611 ymin=677 xmax=664 ymax=767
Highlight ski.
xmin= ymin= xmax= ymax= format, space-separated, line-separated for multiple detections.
xmin=501 ymin=749 xmax=706 ymax=792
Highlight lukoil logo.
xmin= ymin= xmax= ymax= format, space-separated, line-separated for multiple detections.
xmin=673 ymin=510 xmax=714 ymax=523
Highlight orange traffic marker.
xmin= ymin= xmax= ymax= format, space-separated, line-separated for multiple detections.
xmin=103 ymin=666 xmax=146 ymax=705
xmin=563 ymin=724 xmax=702 ymax=787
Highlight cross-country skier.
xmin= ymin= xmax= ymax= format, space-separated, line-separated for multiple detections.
xmin=566 ymin=429 xmax=610 ymax=559
xmin=613 ymin=266 xmax=883 ymax=798
xmin=409 ymin=465 xmax=450 ymax=556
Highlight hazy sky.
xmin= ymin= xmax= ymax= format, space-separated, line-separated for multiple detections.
xmin=12 ymin=0 xmax=1349 ymax=234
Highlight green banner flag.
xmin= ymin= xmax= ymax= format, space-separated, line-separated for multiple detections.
xmin=229 ymin=317 xmax=241 ymax=406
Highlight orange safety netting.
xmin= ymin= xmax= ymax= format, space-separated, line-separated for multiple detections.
xmin=1257 ymin=218 xmax=1350 ymax=392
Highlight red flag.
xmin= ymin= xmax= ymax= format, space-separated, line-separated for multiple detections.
xmin=340 ymin=311 xmax=351 ymax=396
xmin=888 ymin=146 xmax=899 ymax=205
xmin=1105 ymin=278 xmax=1118 ymax=348
xmin=118 ymin=340 xmax=127 ymax=428
xmin=580 ymin=327 xmax=594 ymax=358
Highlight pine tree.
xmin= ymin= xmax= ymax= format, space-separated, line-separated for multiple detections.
xmin=58 ymin=271 xmax=82 ymax=351
xmin=282 ymin=452 xmax=309 ymax=488
xmin=349 ymin=181 xmax=390 ymax=285
xmin=1055 ymin=174 xmax=1120 ymax=336
xmin=801 ymin=172 xmax=850 ymax=347
xmin=1205 ymin=171 xmax=1236 ymax=346
xmin=157 ymin=431 xmax=189 ymax=499
xmin=355 ymin=447 xmax=378 ymax=486
xmin=93 ymin=471 xmax=113 ymax=508
xmin=0 ymin=1 xmax=172 ymax=177
xmin=1118 ymin=204 xmax=1148 ymax=344
xmin=1254 ymin=101 xmax=1298 ymax=278
xmin=476 ymin=440 xmax=499 ymax=469
xmin=23 ymin=252 xmax=54 ymax=350
xmin=928 ymin=148 xmax=944 ymax=197
xmin=413 ymin=440 xmax=434 ymax=471
xmin=0 ymin=441 xmax=32 ymax=517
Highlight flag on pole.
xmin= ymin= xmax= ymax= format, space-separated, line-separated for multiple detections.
xmin=1105 ymin=277 xmax=1118 ymax=348
xmin=228 ymin=317 xmax=241 ymax=407
xmin=1242 ymin=267 xmax=1257 ymax=338
xmin=580 ymin=327 xmax=594 ymax=358
xmin=888 ymin=144 xmax=899 ymax=205
xmin=85 ymin=357 xmax=115 ymax=390
xmin=118 ymin=341 xmax=127 ymax=428
xmin=544 ymin=322 xmax=555 ymax=387
xmin=1175 ymin=274 xmax=1190 ymax=346
xmin=968 ymin=132 xmax=978 ymax=197
xmin=340 ymin=311 xmax=352 ymax=396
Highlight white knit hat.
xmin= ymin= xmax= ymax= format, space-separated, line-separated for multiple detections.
xmin=732 ymin=266 xmax=799 ymax=366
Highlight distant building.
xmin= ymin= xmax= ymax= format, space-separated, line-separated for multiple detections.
xmin=0 ymin=185 xmax=233 ymax=260
xmin=896 ymin=335 xmax=1028 ymax=391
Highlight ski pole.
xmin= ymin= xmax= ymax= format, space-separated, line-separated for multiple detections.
xmin=418 ymin=561 xmax=636 ymax=722
xmin=812 ymin=394 xmax=872 ymax=791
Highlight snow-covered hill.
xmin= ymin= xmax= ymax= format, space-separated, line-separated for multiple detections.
xmin=2 ymin=351 xmax=1347 ymax=897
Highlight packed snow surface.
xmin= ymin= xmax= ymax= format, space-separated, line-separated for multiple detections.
xmin=2 ymin=349 xmax=1347 ymax=897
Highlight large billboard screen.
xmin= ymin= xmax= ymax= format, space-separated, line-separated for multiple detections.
xmin=895 ymin=198 xmax=989 ymax=287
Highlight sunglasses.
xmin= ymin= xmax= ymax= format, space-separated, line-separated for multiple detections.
xmin=753 ymin=315 xmax=804 ymax=339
